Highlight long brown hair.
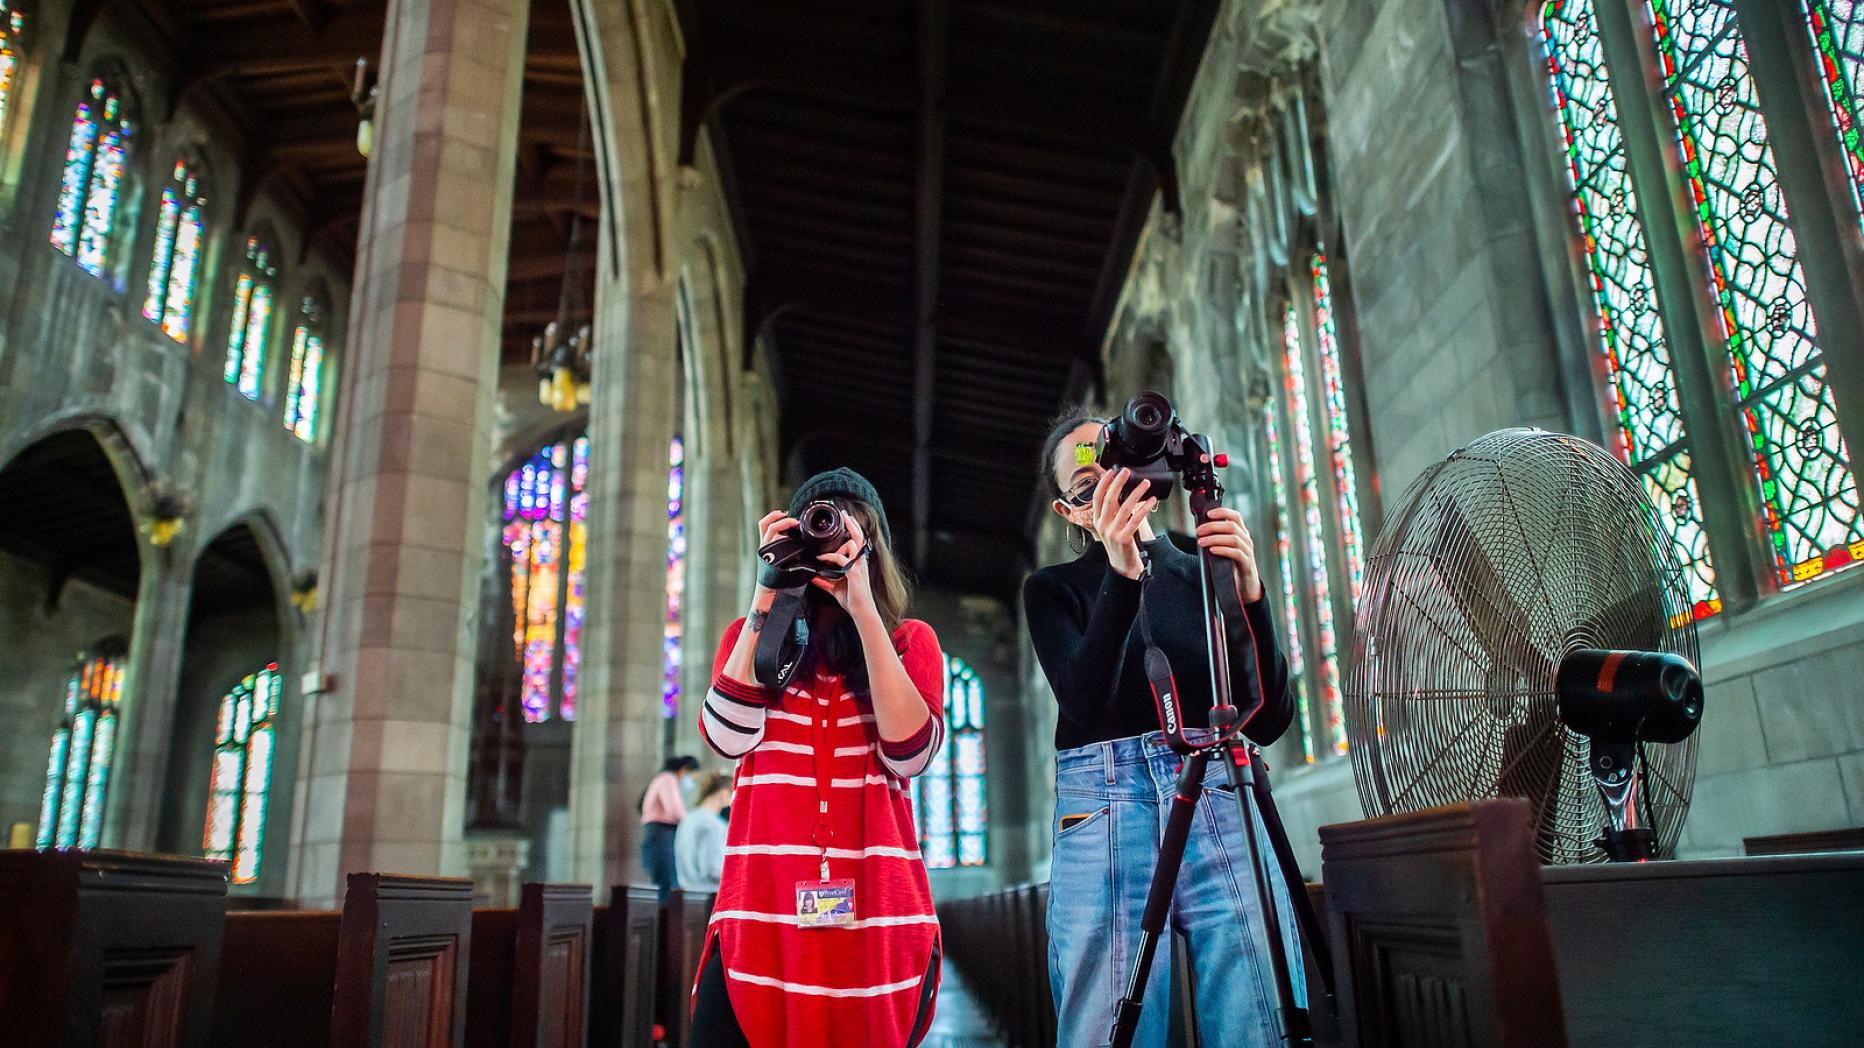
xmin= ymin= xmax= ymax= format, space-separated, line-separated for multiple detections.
xmin=812 ymin=494 xmax=912 ymax=682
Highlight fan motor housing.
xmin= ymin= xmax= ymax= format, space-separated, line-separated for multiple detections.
xmin=1556 ymin=649 xmax=1704 ymax=746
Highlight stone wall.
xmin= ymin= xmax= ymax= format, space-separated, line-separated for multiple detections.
xmin=0 ymin=0 xmax=338 ymax=877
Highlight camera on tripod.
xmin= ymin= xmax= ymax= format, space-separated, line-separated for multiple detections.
xmin=757 ymin=500 xmax=857 ymax=587
xmin=1095 ymin=391 xmax=1197 ymax=502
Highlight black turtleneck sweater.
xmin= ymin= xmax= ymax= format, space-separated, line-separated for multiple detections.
xmin=1023 ymin=534 xmax=1294 ymax=751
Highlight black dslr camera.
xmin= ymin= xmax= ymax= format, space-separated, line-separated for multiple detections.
xmin=757 ymin=500 xmax=859 ymax=589
xmin=1095 ymin=391 xmax=1196 ymax=501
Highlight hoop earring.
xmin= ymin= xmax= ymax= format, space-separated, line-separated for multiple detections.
xmin=1067 ymin=523 xmax=1092 ymax=556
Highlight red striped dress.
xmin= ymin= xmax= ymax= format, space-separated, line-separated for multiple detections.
xmin=697 ymin=617 xmax=947 ymax=1048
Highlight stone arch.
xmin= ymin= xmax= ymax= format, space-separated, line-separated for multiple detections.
xmin=158 ymin=514 xmax=296 ymax=896
xmin=0 ymin=424 xmax=146 ymax=850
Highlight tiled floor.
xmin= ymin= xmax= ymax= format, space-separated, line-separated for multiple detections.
xmin=923 ymin=957 xmax=1006 ymax=1047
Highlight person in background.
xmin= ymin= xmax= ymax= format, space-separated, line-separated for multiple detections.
xmin=641 ymin=754 xmax=700 ymax=898
xmin=677 ymin=771 xmax=735 ymax=893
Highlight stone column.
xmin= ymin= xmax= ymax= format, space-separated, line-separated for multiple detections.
xmin=292 ymin=0 xmax=530 ymax=906
xmin=104 ymin=546 xmax=192 ymax=851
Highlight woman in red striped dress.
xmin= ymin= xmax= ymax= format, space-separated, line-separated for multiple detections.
xmin=691 ymin=468 xmax=946 ymax=1048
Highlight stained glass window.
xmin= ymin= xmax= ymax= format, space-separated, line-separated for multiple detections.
xmin=1263 ymin=411 xmax=1314 ymax=764
xmin=663 ymin=436 xmax=686 ymax=720
xmin=224 ymin=236 xmax=277 ymax=401
xmin=1282 ymin=302 xmax=1347 ymax=756
xmin=283 ymin=296 xmax=326 ymax=441
xmin=501 ymin=435 xmax=590 ymax=722
xmin=1804 ymin=1 xmax=1864 ymax=228
xmin=203 ymin=664 xmax=278 ymax=885
xmin=50 ymin=76 xmax=133 ymax=276
xmin=1539 ymin=0 xmax=1722 ymax=618
xmin=909 ymin=655 xmax=987 ymax=869
xmin=1310 ymin=252 xmax=1368 ymax=606
xmin=143 ymin=159 xmax=206 ymax=343
xmin=1646 ymin=0 xmax=1863 ymax=586
xmin=0 ymin=3 xmax=25 ymax=140
xmin=36 ymin=644 xmax=127 ymax=850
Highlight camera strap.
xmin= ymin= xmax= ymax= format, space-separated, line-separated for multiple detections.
xmin=754 ymin=587 xmax=810 ymax=690
xmin=1136 ymin=553 xmax=1190 ymax=753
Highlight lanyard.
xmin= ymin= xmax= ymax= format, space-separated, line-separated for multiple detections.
xmin=809 ymin=676 xmax=840 ymax=881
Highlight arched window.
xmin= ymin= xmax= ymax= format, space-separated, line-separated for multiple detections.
xmin=1262 ymin=408 xmax=1314 ymax=765
xmin=0 ymin=3 xmax=27 ymax=139
xmin=203 ymin=664 xmax=278 ymax=885
xmin=36 ymin=642 xmax=127 ymax=850
xmin=1537 ymin=0 xmax=1863 ymax=604
xmin=663 ymin=434 xmax=686 ymax=720
xmin=909 ymin=655 xmax=988 ymax=869
xmin=283 ymin=293 xmax=327 ymax=441
xmin=50 ymin=75 xmax=134 ymax=276
xmin=502 ymin=434 xmax=590 ymax=721
xmin=224 ymin=235 xmax=277 ymax=401
xmin=1275 ymin=297 xmax=1347 ymax=757
xmin=143 ymin=157 xmax=207 ymax=342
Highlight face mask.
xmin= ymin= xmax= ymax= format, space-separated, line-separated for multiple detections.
xmin=679 ymin=776 xmax=698 ymax=802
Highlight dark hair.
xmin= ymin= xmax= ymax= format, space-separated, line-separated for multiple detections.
xmin=662 ymin=755 xmax=700 ymax=775
xmin=1036 ymin=405 xmax=1106 ymax=498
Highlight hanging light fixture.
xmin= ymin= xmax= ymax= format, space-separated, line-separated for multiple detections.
xmin=352 ymin=57 xmax=378 ymax=159
xmin=532 ymin=94 xmax=595 ymax=413
xmin=144 ymin=489 xmax=189 ymax=548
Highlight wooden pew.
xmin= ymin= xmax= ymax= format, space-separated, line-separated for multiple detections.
xmin=1319 ymin=800 xmax=1567 ymax=1048
xmin=212 ymin=910 xmax=341 ymax=1048
xmin=1542 ymin=852 xmax=1864 ymax=1048
xmin=654 ymin=889 xmax=716 ymax=1048
xmin=0 ymin=849 xmax=229 ymax=1048
xmin=1741 ymin=826 xmax=1864 ymax=856
xmin=466 ymin=884 xmax=594 ymax=1048
xmin=331 ymin=873 xmax=475 ymax=1048
xmin=589 ymin=887 xmax=659 ymax=1048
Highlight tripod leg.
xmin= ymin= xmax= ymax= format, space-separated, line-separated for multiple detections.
xmin=1248 ymin=749 xmax=1338 ymax=1014
xmin=1110 ymin=751 xmax=1207 ymax=1048
xmin=1221 ymin=746 xmax=1310 ymax=1045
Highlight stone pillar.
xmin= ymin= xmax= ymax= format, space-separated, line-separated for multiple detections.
xmin=104 ymin=546 xmax=192 ymax=851
xmin=292 ymin=0 xmax=530 ymax=906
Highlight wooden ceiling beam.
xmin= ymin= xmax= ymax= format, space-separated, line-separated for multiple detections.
xmin=909 ymin=0 xmax=947 ymax=573
xmin=176 ymin=3 xmax=386 ymax=79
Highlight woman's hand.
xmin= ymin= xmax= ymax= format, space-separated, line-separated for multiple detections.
xmin=1093 ymin=468 xmax=1158 ymax=580
xmin=811 ymin=512 xmax=878 ymax=621
xmin=753 ymin=510 xmax=799 ymax=596
xmin=1196 ymin=507 xmax=1264 ymax=603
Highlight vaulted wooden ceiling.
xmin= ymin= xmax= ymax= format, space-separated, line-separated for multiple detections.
xmin=680 ymin=0 xmax=1219 ymax=595
xmin=140 ymin=0 xmax=593 ymax=360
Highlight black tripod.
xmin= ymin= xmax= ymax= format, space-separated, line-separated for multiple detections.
xmin=1108 ymin=433 xmax=1337 ymax=1048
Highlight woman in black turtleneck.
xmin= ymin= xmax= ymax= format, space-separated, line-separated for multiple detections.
xmin=1024 ymin=409 xmax=1298 ymax=1048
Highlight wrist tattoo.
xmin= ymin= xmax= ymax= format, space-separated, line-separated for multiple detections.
xmin=747 ymin=608 xmax=769 ymax=633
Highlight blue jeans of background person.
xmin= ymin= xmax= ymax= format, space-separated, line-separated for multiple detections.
xmin=1048 ymin=731 xmax=1304 ymax=1048
xmin=641 ymin=821 xmax=679 ymax=899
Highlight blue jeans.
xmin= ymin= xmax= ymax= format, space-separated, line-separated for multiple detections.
xmin=1047 ymin=732 xmax=1303 ymax=1048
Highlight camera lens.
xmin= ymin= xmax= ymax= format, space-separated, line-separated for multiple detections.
xmin=1117 ymin=391 xmax=1172 ymax=460
xmin=798 ymin=500 xmax=848 ymax=550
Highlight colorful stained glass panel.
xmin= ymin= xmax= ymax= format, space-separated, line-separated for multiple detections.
xmin=663 ymin=436 xmax=686 ymax=720
xmin=1804 ymin=1 xmax=1864 ymax=229
xmin=143 ymin=161 xmax=206 ymax=343
xmin=225 ymin=239 xmax=276 ymax=401
xmin=1263 ymin=412 xmax=1314 ymax=764
xmin=50 ymin=77 xmax=132 ymax=275
xmin=284 ymin=325 xmax=325 ymax=442
xmin=1539 ymin=0 xmax=1721 ymax=618
xmin=204 ymin=664 xmax=279 ymax=884
xmin=1310 ymin=252 xmax=1367 ymax=607
xmin=500 ymin=437 xmax=591 ymax=722
xmin=911 ymin=655 xmax=987 ymax=869
xmin=36 ymin=649 xmax=126 ymax=850
xmin=1647 ymin=0 xmax=1864 ymax=587
xmin=1283 ymin=303 xmax=1347 ymax=756
xmin=0 ymin=4 xmax=23 ymax=138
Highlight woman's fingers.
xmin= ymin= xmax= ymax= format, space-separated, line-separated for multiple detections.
xmin=843 ymin=512 xmax=866 ymax=545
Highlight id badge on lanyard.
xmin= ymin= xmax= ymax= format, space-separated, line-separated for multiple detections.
xmin=796 ymin=681 xmax=855 ymax=928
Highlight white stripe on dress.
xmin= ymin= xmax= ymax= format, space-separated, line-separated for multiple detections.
xmin=735 ymin=773 xmax=900 ymax=789
xmin=724 ymin=844 xmax=922 ymax=860
xmin=725 ymin=968 xmax=925 ymax=998
xmin=754 ymin=741 xmax=876 ymax=758
xmin=712 ymin=910 xmax=939 ymax=930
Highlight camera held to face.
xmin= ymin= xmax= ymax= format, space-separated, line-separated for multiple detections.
xmin=758 ymin=500 xmax=857 ymax=589
xmin=1094 ymin=391 xmax=1193 ymax=501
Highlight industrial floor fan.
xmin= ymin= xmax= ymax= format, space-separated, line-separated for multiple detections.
xmin=1345 ymin=429 xmax=1705 ymax=863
